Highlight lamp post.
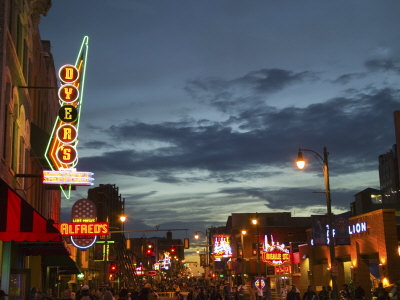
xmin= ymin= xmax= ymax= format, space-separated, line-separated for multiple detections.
xmin=251 ymin=214 xmax=261 ymax=277
xmin=241 ymin=230 xmax=247 ymax=259
xmin=194 ymin=231 xmax=209 ymax=268
xmin=296 ymin=146 xmax=337 ymax=300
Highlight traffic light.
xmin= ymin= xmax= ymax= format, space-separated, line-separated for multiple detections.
xmin=170 ymin=247 xmax=176 ymax=254
xmin=109 ymin=273 xmax=114 ymax=280
xmin=184 ymin=238 xmax=189 ymax=249
xmin=146 ymin=244 xmax=153 ymax=256
xmin=109 ymin=264 xmax=117 ymax=273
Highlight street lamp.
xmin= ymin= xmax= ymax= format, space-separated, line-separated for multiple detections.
xmin=296 ymin=147 xmax=337 ymax=300
xmin=241 ymin=230 xmax=247 ymax=259
xmin=120 ymin=215 xmax=127 ymax=232
xmin=194 ymin=231 xmax=209 ymax=268
xmin=251 ymin=214 xmax=261 ymax=277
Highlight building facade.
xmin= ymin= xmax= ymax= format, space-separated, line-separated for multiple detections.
xmin=0 ymin=0 xmax=76 ymax=298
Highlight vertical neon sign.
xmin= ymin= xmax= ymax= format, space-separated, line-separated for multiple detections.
xmin=44 ymin=36 xmax=92 ymax=199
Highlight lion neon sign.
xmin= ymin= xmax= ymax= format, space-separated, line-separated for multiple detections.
xmin=44 ymin=36 xmax=94 ymax=199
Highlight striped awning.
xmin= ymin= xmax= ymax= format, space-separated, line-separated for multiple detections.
xmin=0 ymin=179 xmax=63 ymax=243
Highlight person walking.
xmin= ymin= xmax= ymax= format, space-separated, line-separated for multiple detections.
xmin=303 ymin=286 xmax=316 ymax=300
xmin=0 ymin=290 xmax=8 ymax=300
xmin=318 ymin=287 xmax=329 ymax=300
xmin=374 ymin=283 xmax=389 ymax=300
xmin=354 ymin=285 xmax=365 ymax=300
xmin=340 ymin=284 xmax=350 ymax=300
xmin=286 ymin=285 xmax=300 ymax=300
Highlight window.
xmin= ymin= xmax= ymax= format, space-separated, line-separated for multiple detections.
xmin=2 ymin=82 xmax=11 ymax=159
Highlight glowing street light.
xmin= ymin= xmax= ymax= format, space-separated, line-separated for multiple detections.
xmin=251 ymin=214 xmax=260 ymax=277
xmin=296 ymin=146 xmax=337 ymax=300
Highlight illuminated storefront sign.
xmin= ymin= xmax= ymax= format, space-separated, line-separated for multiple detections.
xmin=43 ymin=170 xmax=94 ymax=185
xmin=275 ymin=265 xmax=291 ymax=274
xmin=159 ymin=253 xmax=171 ymax=270
xmin=44 ymin=36 xmax=93 ymax=199
xmin=59 ymin=222 xmax=108 ymax=236
xmin=348 ymin=222 xmax=367 ymax=235
xmin=254 ymin=279 xmax=265 ymax=289
xmin=262 ymin=235 xmax=290 ymax=266
xmin=213 ymin=235 xmax=232 ymax=260
xmin=70 ymin=198 xmax=98 ymax=249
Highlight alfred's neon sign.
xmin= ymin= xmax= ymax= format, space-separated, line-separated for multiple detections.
xmin=59 ymin=222 xmax=109 ymax=236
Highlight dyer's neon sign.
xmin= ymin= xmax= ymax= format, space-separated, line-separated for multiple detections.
xmin=44 ymin=36 xmax=93 ymax=199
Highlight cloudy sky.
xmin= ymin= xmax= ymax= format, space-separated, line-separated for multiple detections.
xmin=39 ymin=1 xmax=400 ymax=241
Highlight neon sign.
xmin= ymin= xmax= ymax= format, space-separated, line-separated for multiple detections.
xmin=43 ymin=170 xmax=94 ymax=185
xmin=59 ymin=222 xmax=108 ymax=236
xmin=213 ymin=235 xmax=232 ymax=260
xmin=255 ymin=279 xmax=265 ymax=289
xmin=275 ymin=265 xmax=291 ymax=273
xmin=348 ymin=222 xmax=367 ymax=235
xmin=262 ymin=235 xmax=290 ymax=266
xmin=44 ymin=36 xmax=93 ymax=199
xmin=69 ymin=198 xmax=99 ymax=249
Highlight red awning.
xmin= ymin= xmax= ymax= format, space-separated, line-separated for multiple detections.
xmin=0 ymin=179 xmax=64 ymax=243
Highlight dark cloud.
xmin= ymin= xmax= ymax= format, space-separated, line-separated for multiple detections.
xmin=234 ymin=69 xmax=317 ymax=93
xmin=185 ymin=68 xmax=317 ymax=111
xmin=364 ymin=58 xmax=400 ymax=73
xmin=333 ymin=72 xmax=367 ymax=85
xmin=80 ymin=88 xmax=400 ymax=182
xmin=81 ymin=140 xmax=113 ymax=149
xmin=218 ymin=186 xmax=355 ymax=211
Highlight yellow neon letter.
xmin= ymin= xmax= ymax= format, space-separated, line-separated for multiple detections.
xmin=63 ymin=148 xmax=71 ymax=161
xmin=64 ymin=107 xmax=72 ymax=120
xmin=63 ymin=128 xmax=72 ymax=140
xmin=65 ymin=68 xmax=74 ymax=80
xmin=64 ymin=87 xmax=73 ymax=100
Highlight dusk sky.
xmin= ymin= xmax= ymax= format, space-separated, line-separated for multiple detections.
xmin=39 ymin=1 xmax=400 ymax=242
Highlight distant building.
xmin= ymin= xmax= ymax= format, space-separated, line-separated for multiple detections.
xmin=127 ymin=231 xmax=184 ymax=274
xmin=378 ymin=145 xmax=400 ymax=204
xmin=88 ymin=184 xmax=136 ymax=287
xmin=350 ymin=188 xmax=384 ymax=216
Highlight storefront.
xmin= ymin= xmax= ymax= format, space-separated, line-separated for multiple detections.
xmin=349 ymin=209 xmax=400 ymax=295
xmin=0 ymin=179 xmax=78 ymax=299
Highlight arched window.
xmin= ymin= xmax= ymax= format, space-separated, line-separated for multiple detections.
xmin=2 ymin=80 xmax=12 ymax=160
xmin=10 ymin=87 xmax=19 ymax=173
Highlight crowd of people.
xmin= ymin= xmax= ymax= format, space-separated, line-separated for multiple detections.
xmin=1 ymin=279 xmax=399 ymax=300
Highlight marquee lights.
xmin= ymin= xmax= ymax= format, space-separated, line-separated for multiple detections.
xmin=59 ymin=64 xmax=80 ymax=83
xmin=44 ymin=36 xmax=93 ymax=199
xmin=59 ymin=222 xmax=109 ymax=236
xmin=71 ymin=235 xmax=97 ymax=249
xmin=43 ymin=170 xmax=94 ymax=185
xmin=58 ymin=84 xmax=79 ymax=103
xmin=69 ymin=198 xmax=99 ymax=250
xmin=56 ymin=124 xmax=78 ymax=144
